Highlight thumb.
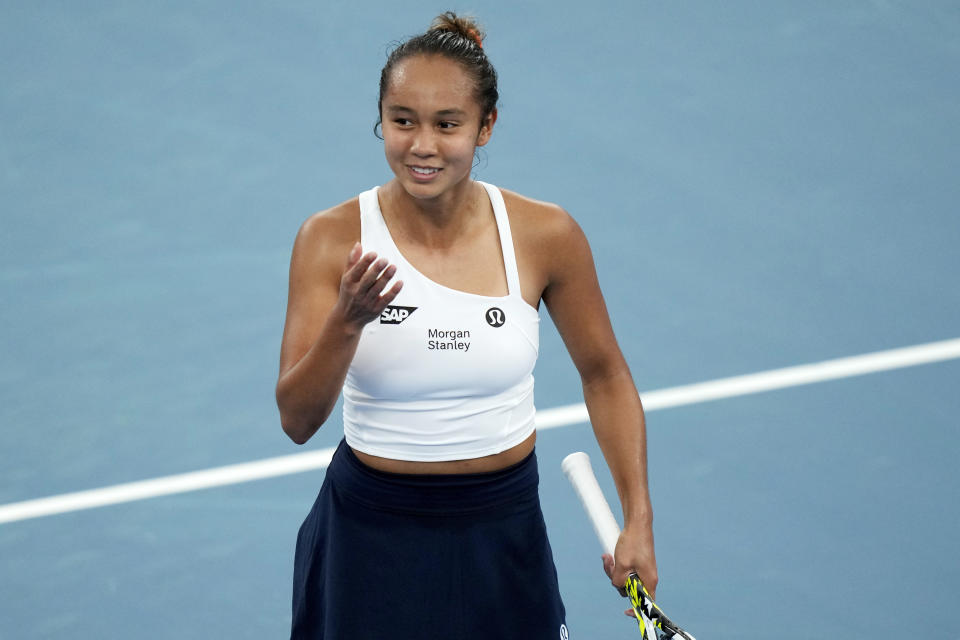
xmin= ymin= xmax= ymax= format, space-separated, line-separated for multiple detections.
xmin=346 ymin=242 xmax=362 ymax=268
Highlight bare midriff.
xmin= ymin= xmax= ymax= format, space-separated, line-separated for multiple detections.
xmin=351 ymin=430 xmax=536 ymax=475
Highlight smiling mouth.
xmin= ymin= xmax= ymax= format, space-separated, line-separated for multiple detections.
xmin=409 ymin=166 xmax=440 ymax=176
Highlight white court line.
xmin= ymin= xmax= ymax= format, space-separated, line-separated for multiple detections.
xmin=2 ymin=337 xmax=959 ymax=525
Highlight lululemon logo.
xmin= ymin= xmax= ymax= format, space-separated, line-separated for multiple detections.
xmin=380 ymin=305 xmax=418 ymax=324
xmin=559 ymin=624 xmax=569 ymax=640
xmin=485 ymin=307 xmax=505 ymax=327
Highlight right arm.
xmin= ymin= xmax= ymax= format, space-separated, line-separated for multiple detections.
xmin=275 ymin=206 xmax=402 ymax=444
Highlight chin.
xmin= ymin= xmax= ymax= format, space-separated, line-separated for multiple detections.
xmin=406 ymin=187 xmax=449 ymax=203
xmin=404 ymin=173 xmax=471 ymax=198
xmin=393 ymin=177 xmax=438 ymax=200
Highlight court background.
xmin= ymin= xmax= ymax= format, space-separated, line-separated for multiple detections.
xmin=2 ymin=2 xmax=958 ymax=638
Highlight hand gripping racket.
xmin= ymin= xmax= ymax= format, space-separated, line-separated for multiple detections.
xmin=562 ymin=452 xmax=696 ymax=640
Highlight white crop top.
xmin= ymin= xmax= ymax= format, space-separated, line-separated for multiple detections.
xmin=343 ymin=182 xmax=540 ymax=461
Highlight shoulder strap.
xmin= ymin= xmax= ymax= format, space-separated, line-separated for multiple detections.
xmin=479 ymin=181 xmax=522 ymax=298
xmin=357 ymin=186 xmax=386 ymax=250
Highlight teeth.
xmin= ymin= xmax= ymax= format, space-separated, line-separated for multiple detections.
xmin=412 ymin=167 xmax=438 ymax=175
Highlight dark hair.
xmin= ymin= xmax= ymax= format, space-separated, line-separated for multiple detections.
xmin=375 ymin=12 xmax=499 ymax=138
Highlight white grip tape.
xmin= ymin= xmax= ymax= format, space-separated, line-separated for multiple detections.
xmin=561 ymin=452 xmax=621 ymax=557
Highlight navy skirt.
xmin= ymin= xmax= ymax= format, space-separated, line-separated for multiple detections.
xmin=291 ymin=440 xmax=568 ymax=639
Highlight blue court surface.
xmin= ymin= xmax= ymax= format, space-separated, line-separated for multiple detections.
xmin=2 ymin=2 xmax=959 ymax=638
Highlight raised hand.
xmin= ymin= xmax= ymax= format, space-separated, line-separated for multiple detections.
xmin=336 ymin=242 xmax=403 ymax=330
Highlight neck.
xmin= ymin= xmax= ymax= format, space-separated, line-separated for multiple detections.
xmin=381 ymin=179 xmax=484 ymax=248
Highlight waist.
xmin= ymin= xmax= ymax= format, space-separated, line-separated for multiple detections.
xmin=328 ymin=439 xmax=540 ymax=515
xmin=352 ymin=430 xmax=536 ymax=474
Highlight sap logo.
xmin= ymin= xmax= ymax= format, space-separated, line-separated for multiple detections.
xmin=380 ymin=305 xmax=418 ymax=324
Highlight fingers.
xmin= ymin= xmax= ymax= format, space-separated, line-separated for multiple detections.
xmin=601 ymin=553 xmax=616 ymax=583
xmin=379 ymin=279 xmax=404 ymax=307
xmin=344 ymin=250 xmax=391 ymax=296
xmin=601 ymin=554 xmax=628 ymax=598
xmin=345 ymin=249 xmax=381 ymax=284
xmin=605 ymin=562 xmax=657 ymax=601
xmin=363 ymin=261 xmax=395 ymax=296
xmin=602 ymin=553 xmax=614 ymax=578
xmin=634 ymin=566 xmax=658 ymax=601
xmin=366 ymin=271 xmax=402 ymax=315
xmin=338 ymin=247 xmax=403 ymax=327
xmin=610 ymin=527 xmax=658 ymax=601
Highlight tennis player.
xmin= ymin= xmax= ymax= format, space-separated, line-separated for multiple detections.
xmin=276 ymin=13 xmax=656 ymax=638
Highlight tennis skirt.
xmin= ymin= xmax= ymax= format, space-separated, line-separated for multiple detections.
xmin=291 ymin=439 xmax=568 ymax=639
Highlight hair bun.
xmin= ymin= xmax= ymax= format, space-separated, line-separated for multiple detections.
xmin=429 ymin=11 xmax=485 ymax=49
xmin=376 ymin=10 xmax=499 ymax=133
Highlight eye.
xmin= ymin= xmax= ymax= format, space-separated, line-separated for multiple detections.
xmin=393 ymin=118 xmax=413 ymax=127
xmin=438 ymin=121 xmax=458 ymax=130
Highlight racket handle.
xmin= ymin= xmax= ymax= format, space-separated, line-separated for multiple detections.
xmin=561 ymin=452 xmax=621 ymax=557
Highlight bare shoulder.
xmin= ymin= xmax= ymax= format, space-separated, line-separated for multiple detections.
xmin=500 ymin=188 xmax=582 ymax=241
xmin=500 ymin=188 xmax=590 ymax=262
xmin=499 ymin=188 xmax=592 ymax=299
xmin=292 ymin=197 xmax=361 ymax=274
xmin=296 ymin=197 xmax=361 ymax=253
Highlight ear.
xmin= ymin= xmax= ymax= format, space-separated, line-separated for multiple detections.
xmin=476 ymin=109 xmax=498 ymax=147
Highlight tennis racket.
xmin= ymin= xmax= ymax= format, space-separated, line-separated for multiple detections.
xmin=562 ymin=451 xmax=696 ymax=640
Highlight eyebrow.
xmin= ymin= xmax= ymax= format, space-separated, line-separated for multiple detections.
xmin=385 ymin=105 xmax=467 ymax=117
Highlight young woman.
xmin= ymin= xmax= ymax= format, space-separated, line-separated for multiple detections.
xmin=277 ymin=13 xmax=657 ymax=638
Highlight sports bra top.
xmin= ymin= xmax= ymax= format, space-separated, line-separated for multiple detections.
xmin=342 ymin=182 xmax=540 ymax=462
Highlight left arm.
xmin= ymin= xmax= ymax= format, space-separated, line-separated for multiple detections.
xmin=538 ymin=208 xmax=658 ymax=601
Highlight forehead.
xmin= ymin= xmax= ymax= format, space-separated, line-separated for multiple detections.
xmin=384 ymin=55 xmax=478 ymax=112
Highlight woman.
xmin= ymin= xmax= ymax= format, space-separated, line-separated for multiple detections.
xmin=277 ymin=13 xmax=656 ymax=638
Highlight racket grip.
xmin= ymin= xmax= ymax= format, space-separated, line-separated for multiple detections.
xmin=561 ymin=452 xmax=621 ymax=557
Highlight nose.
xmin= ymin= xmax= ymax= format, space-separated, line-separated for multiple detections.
xmin=410 ymin=126 xmax=437 ymax=157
